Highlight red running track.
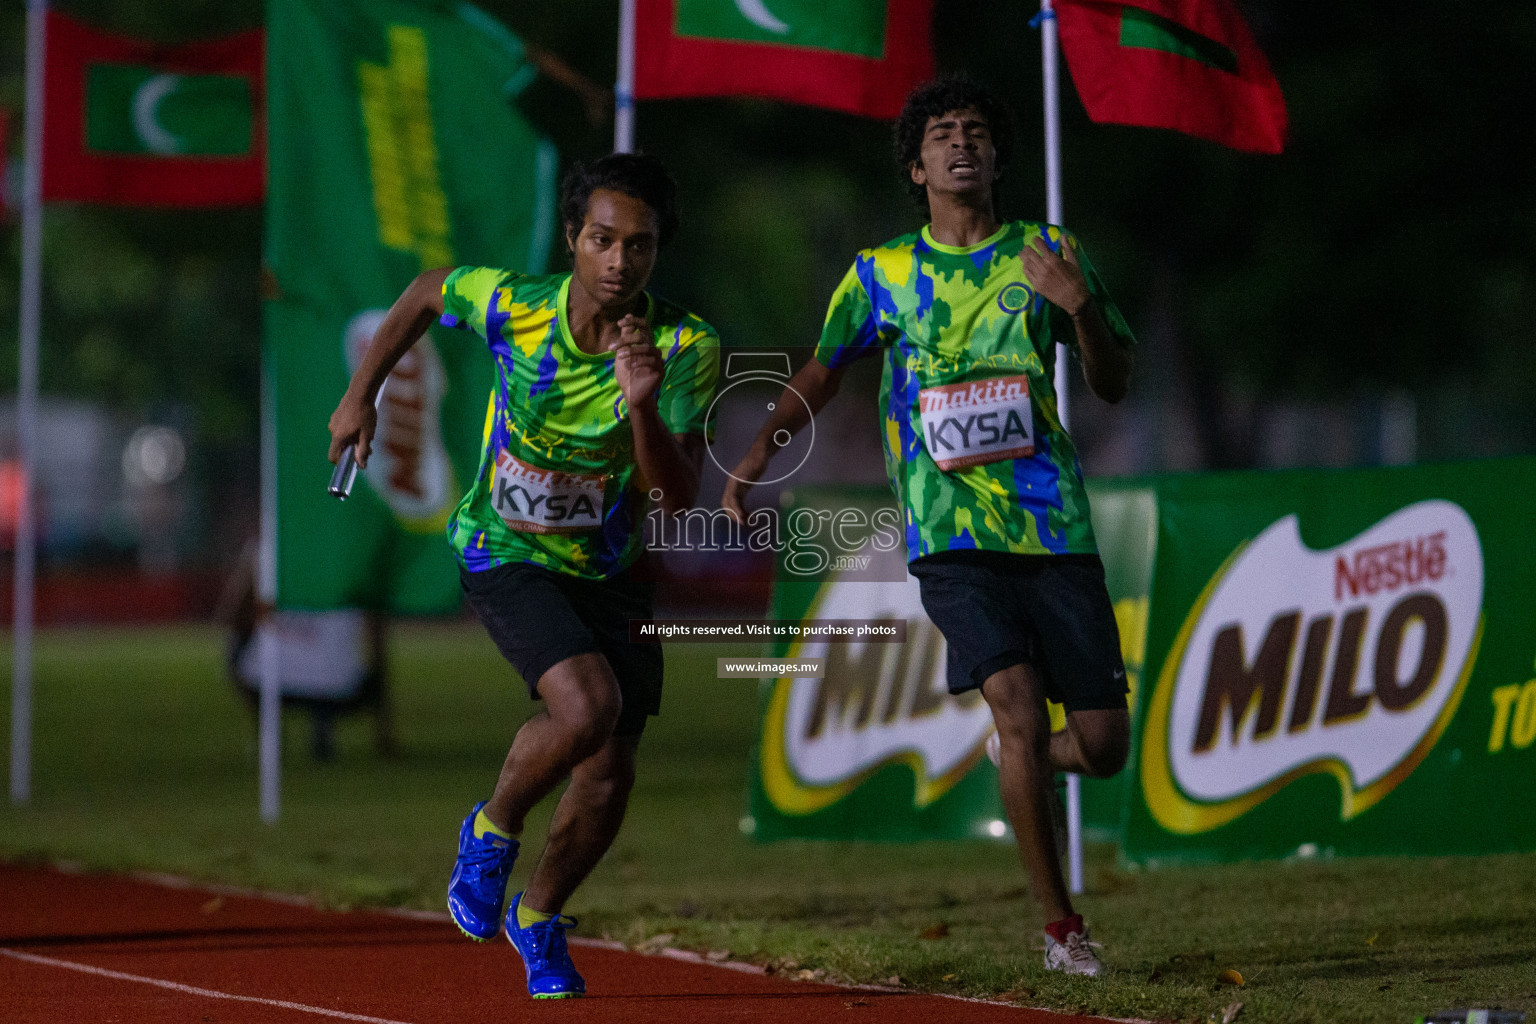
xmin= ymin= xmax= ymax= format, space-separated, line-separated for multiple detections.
xmin=0 ymin=863 xmax=1122 ymax=1024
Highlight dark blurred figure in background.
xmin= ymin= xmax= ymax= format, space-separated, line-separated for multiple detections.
xmin=217 ymin=538 xmax=397 ymax=762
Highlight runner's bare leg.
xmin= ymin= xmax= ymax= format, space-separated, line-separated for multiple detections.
xmin=1050 ymin=707 xmax=1130 ymax=778
xmin=523 ymin=734 xmax=639 ymax=913
xmin=481 ymin=653 xmax=623 ymax=835
xmin=982 ymin=663 xmax=1072 ymax=923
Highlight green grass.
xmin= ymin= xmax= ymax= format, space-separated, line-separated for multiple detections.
xmin=3 ymin=623 xmax=1534 ymax=1023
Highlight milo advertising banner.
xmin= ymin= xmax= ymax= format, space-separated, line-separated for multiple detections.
xmin=1126 ymin=456 xmax=1536 ymax=863
xmin=752 ymin=459 xmax=1536 ymax=859
xmin=748 ymin=483 xmax=1155 ymax=842
xmin=265 ymin=0 xmax=558 ymax=612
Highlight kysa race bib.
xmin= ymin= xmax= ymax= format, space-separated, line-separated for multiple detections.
xmin=918 ymin=375 xmax=1035 ymax=471
xmin=491 ymin=451 xmax=605 ymax=533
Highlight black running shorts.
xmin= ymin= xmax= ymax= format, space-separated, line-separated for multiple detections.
xmin=460 ymin=561 xmax=662 ymax=737
xmin=908 ymin=551 xmax=1128 ymax=713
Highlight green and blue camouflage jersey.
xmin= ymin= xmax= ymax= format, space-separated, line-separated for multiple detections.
xmin=814 ymin=221 xmax=1134 ymax=560
xmin=440 ymin=267 xmax=719 ymax=579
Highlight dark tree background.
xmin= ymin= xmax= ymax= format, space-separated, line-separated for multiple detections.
xmin=1 ymin=0 xmax=1532 ymax=565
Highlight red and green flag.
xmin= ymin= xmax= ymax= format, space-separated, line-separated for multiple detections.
xmin=42 ymin=12 xmax=264 ymax=206
xmin=1055 ymin=0 xmax=1286 ymax=154
xmin=634 ymin=0 xmax=935 ymax=119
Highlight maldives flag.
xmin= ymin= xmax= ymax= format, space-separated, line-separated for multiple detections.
xmin=1055 ymin=0 xmax=1286 ymax=154
xmin=42 ymin=12 xmax=264 ymax=206
xmin=634 ymin=0 xmax=934 ymax=119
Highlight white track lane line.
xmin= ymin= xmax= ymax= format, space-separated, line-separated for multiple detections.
xmin=121 ymin=870 xmax=1150 ymax=1023
xmin=0 ymin=947 xmax=414 ymax=1024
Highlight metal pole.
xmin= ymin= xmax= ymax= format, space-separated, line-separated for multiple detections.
xmin=1042 ymin=0 xmax=1070 ymax=432
xmin=11 ymin=0 xmax=47 ymax=808
xmin=1039 ymin=0 xmax=1085 ymax=897
xmin=614 ymin=0 xmax=636 ymax=153
xmin=258 ymin=361 xmax=280 ymax=823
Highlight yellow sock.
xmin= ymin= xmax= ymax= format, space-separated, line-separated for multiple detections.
xmin=474 ymin=807 xmax=516 ymax=841
xmin=516 ymin=900 xmax=555 ymax=930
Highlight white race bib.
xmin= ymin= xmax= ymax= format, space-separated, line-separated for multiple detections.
xmin=918 ymin=375 xmax=1035 ymax=471
xmin=492 ymin=451 xmax=605 ymax=534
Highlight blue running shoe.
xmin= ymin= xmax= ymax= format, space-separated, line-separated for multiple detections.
xmin=505 ymin=892 xmax=586 ymax=999
xmin=446 ymin=801 xmax=518 ymax=941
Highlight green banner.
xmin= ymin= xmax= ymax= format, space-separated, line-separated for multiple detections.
xmin=265 ymin=0 xmax=558 ymax=613
xmin=747 ymin=482 xmax=1156 ymax=842
xmin=1077 ymin=479 xmax=1158 ymax=839
xmin=749 ymin=459 xmax=1536 ymax=858
xmin=1125 ymin=457 xmax=1536 ymax=863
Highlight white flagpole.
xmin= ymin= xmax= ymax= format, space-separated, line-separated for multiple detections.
xmin=1042 ymin=0 xmax=1069 ymax=427
xmin=614 ymin=0 xmax=637 ymax=153
xmin=1038 ymin=0 xmax=1085 ymax=897
xmin=258 ymin=359 xmax=280 ymax=823
xmin=11 ymin=0 xmax=47 ymax=808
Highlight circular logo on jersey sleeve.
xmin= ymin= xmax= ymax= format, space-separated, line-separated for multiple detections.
xmin=997 ymin=283 xmax=1033 ymax=315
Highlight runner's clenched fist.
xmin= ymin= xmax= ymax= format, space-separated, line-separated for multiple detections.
xmin=614 ymin=313 xmax=663 ymax=409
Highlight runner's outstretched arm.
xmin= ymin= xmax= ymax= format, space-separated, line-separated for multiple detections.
xmin=721 ymin=357 xmax=845 ymax=523
xmin=1066 ymin=298 xmax=1131 ymax=404
xmin=1021 ymin=239 xmax=1132 ymax=404
xmin=328 ymin=267 xmax=453 ymax=468
xmin=614 ymin=313 xmax=705 ymax=515
xmin=631 ymin=416 xmax=705 ymax=516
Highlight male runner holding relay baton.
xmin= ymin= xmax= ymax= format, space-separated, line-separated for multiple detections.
xmin=723 ymin=77 xmax=1134 ymax=977
xmin=329 ymin=153 xmax=719 ymax=999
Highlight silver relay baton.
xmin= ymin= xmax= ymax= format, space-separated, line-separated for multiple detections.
xmin=328 ymin=383 xmax=386 ymax=500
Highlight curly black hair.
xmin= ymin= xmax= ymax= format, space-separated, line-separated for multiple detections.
xmin=560 ymin=152 xmax=680 ymax=247
xmin=893 ymin=75 xmax=1015 ymax=210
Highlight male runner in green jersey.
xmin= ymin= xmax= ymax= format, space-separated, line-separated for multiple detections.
xmin=329 ymin=153 xmax=719 ymax=998
xmin=723 ymin=78 xmax=1134 ymax=976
